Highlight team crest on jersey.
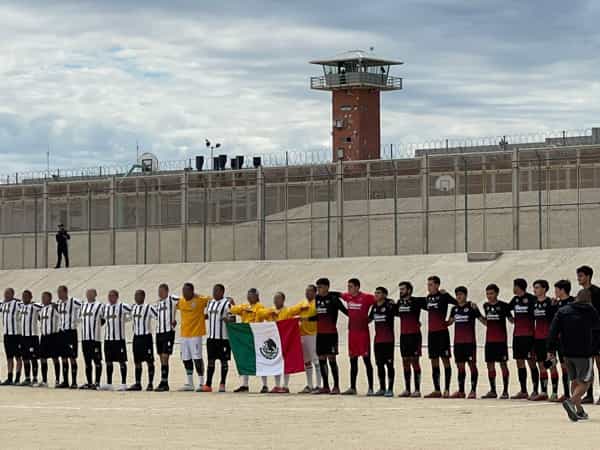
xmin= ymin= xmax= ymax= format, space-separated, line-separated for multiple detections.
xmin=523 ymin=299 xmax=528 ymax=304
xmin=259 ymin=339 xmax=279 ymax=360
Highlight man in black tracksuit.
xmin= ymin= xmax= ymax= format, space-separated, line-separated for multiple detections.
xmin=55 ymin=224 xmax=70 ymax=268
xmin=548 ymin=288 xmax=600 ymax=421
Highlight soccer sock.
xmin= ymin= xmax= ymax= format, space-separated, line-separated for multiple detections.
xmin=219 ymin=361 xmax=228 ymax=386
xmin=403 ymin=367 xmax=411 ymax=392
xmin=586 ymin=384 xmax=593 ymax=399
xmin=386 ymin=362 xmax=395 ymax=392
xmin=518 ymin=367 xmax=527 ymax=392
xmin=193 ymin=359 xmax=205 ymax=385
xmin=94 ymin=362 xmax=102 ymax=385
xmin=148 ymin=362 xmax=155 ymax=385
xmin=7 ymin=372 xmax=13 ymax=383
xmin=71 ymin=361 xmax=77 ymax=385
xmin=329 ymin=359 xmax=340 ymax=389
xmin=135 ymin=366 xmax=142 ymax=385
xmin=283 ymin=374 xmax=290 ymax=388
xmin=24 ymin=360 xmax=31 ymax=380
xmin=119 ymin=363 xmax=127 ymax=385
xmin=319 ymin=360 xmax=329 ymax=390
xmin=540 ymin=370 xmax=548 ymax=394
xmin=377 ymin=362 xmax=386 ymax=391
xmin=414 ymin=362 xmax=422 ymax=392
xmin=530 ymin=366 xmax=539 ymax=393
xmin=501 ymin=367 xmax=509 ymax=394
xmin=32 ymin=360 xmax=38 ymax=380
xmin=106 ymin=363 xmax=114 ymax=385
xmin=183 ymin=360 xmax=194 ymax=385
xmin=488 ymin=369 xmax=496 ymax=392
xmin=274 ymin=375 xmax=281 ymax=387
xmin=550 ymin=368 xmax=559 ymax=395
xmin=562 ymin=367 xmax=570 ymax=397
xmin=432 ymin=366 xmax=441 ymax=391
xmin=314 ymin=359 xmax=322 ymax=388
xmin=470 ymin=367 xmax=478 ymax=393
xmin=206 ymin=361 xmax=215 ymax=387
xmin=261 ymin=376 xmax=268 ymax=387
xmin=85 ymin=364 xmax=93 ymax=385
xmin=305 ymin=363 xmax=313 ymax=388
xmin=363 ymin=356 xmax=374 ymax=391
xmin=161 ymin=364 xmax=169 ymax=383
xmin=41 ymin=361 xmax=48 ymax=383
xmin=350 ymin=357 xmax=358 ymax=390
xmin=458 ymin=368 xmax=466 ymax=393
xmin=15 ymin=371 xmax=20 ymax=384
xmin=62 ymin=361 xmax=69 ymax=385
xmin=53 ymin=360 xmax=60 ymax=383
xmin=444 ymin=365 xmax=452 ymax=392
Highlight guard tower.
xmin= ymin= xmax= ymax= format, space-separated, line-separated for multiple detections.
xmin=310 ymin=50 xmax=403 ymax=161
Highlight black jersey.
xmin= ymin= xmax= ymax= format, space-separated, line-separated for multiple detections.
xmin=369 ymin=299 xmax=396 ymax=343
xmin=482 ymin=300 xmax=511 ymax=343
xmin=316 ymin=291 xmax=347 ymax=334
xmin=508 ymin=293 xmax=536 ymax=337
xmin=396 ymin=296 xmax=425 ymax=335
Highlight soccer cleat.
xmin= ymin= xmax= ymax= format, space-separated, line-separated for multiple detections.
xmin=126 ymin=384 xmax=142 ymax=391
xmin=442 ymin=390 xmax=450 ymax=399
xmin=269 ymin=387 xmax=285 ymax=394
xmin=366 ymin=389 xmax=376 ymax=397
xmin=384 ymin=390 xmax=394 ymax=398
xmin=37 ymin=382 xmax=48 ymax=388
xmin=481 ymin=391 xmax=497 ymax=399
xmin=146 ymin=384 xmax=154 ymax=392
xmin=79 ymin=384 xmax=91 ymax=390
xmin=500 ymin=392 xmax=509 ymax=400
xmin=20 ymin=379 xmax=32 ymax=387
xmin=424 ymin=391 xmax=442 ymax=398
xmin=410 ymin=391 xmax=422 ymax=398
xmin=373 ymin=389 xmax=385 ymax=397
xmin=330 ymin=387 xmax=340 ymax=395
xmin=99 ymin=384 xmax=114 ymax=391
xmin=32 ymin=379 xmax=39 ymax=386
xmin=562 ymin=399 xmax=579 ymax=422
xmin=342 ymin=388 xmax=357 ymax=396
xmin=533 ymin=392 xmax=548 ymax=401
xmin=549 ymin=393 xmax=559 ymax=402
xmin=449 ymin=391 xmax=466 ymax=399
xmin=282 ymin=387 xmax=290 ymax=393
xmin=70 ymin=383 xmax=78 ymax=390
xmin=55 ymin=382 xmax=69 ymax=389
xmin=155 ymin=383 xmax=170 ymax=392
xmin=260 ymin=385 xmax=269 ymax=394
xmin=577 ymin=410 xmax=589 ymax=420
xmin=116 ymin=384 xmax=127 ymax=391
xmin=581 ymin=395 xmax=594 ymax=404
xmin=299 ymin=386 xmax=312 ymax=394
xmin=510 ymin=391 xmax=528 ymax=400
xmin=467 ymin=391 xmax=477 ymax=399
xmin=233 ymin=386 xmax=249 ymax=393
xmin=199 ymin=385 xmax=213 ymax=393
xmin=311 ymin=387 xmax=321 ymax=394
xmin=398 ymin=390 xmax=411 ymax=398
xmin=596 ymin=398 xmax=600 ymax=406
xmin=315 ymin=387 xmax=330 ymax=395
xmin=178 ymin=384 xmax=194 ymax=392
xmin=0 ymin=379 xmax=12 ymax=386
xmin=218 ymin=384 xmax=226 ymax=393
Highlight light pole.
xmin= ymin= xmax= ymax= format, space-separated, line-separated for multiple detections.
xmin=205 ymin=139 xmax=222 ymax=170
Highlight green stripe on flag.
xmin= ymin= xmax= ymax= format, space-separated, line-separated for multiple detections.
xmin=226 ymin=322 xmax=256 ymax=376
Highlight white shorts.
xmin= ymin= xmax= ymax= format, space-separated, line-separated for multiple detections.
xmin=301 ymin=335 xmax=317 ymax=363
xmin=180 ymin=336 xmax=203 ymax=361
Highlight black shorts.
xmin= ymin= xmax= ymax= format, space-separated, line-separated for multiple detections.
xmin=206 ymin=338 xmax=231 ymax=361
xmin=39 ymin=334 xmax=59 ymax=359
xmin=20 ymin=336 xmax=40 ymax=360
xmin=400 ymin=333 xmax=422 ymax=357
xmin=3 ymin=335 xmax=22 ymax=359
xmin=533 ymin=339 xmax=548 ymax=362
xmin=485 ymin=342 xmax=508 ymax=363
xmin=427 ymin=330 xmax=451 ymax=359
xmin=156 ymin=331 xmax=175 ymax=355
xmin=104 ymin=340 xmax=128 ymax=362
xmin=82 ymin=340 xmax=102 ymax=363
xmin=133 ymin=334 xmax=154 ymax=364
xmin=557 ymin=348 xmax=565 ymax=364
xmin=59 ymin=330 xmax=78 ymax=358
xmin=374 ymin=342 xmax=395 ymax=364
xmin=454 ymin=343 xmax=476 ymax=363
xmin=512 ymin=335 xmax=534 ymax=360
xmin=316 ymin=333 xmax=339 ymax=356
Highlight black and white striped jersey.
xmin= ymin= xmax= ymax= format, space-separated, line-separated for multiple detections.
xmin=58 ymin=297 xmax=82 ymax=331
xmin=1 ymin=299 xmax=22 ymax=336
xmin=80 ymin=301 xmax=104 ymax=341
xmin=131 ymin=304 xmax=158 ymax=336
xmin=19 ymin=303 xmax=43 ymax=337
xmin=155 ymin=295 xmax=179 ymax=334
xmin=102 ymin=303 xmax=132 ymax=341
xmin=206 ymin=298 xmax=231 ymax=340
xmin=40 ymin=304 xmax=60 ymax=336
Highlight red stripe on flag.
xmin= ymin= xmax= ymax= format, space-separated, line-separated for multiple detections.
xmin=276 ymin=319 xmax=305 ymax=375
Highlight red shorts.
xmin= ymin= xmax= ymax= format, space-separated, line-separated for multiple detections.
xmin=348 ymin=330 xmax=371 ymax=357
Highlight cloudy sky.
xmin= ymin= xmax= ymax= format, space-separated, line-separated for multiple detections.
xmin=1 ymin=0 xmax=599 ymax=173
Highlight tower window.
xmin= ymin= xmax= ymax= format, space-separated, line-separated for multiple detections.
xmin=345 ymin=137 xmax=352 ymax=143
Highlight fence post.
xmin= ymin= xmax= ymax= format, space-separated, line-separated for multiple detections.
xmin=34 ymin=192 xmax=38 ymax=268
xmin=143 ymin=181 xmax=148 ymax=265
xmin=43 ymin=181 xmax=49 ymax=268
xmin=257 ymin=167 xmax=265 ymax=260
xmin=181 ymin=173 xmax=188 ymax=263
xmin=576 ymin=150 xmax=582 ymax=247
xmin=336 ymin=158 xmax=344 ymax=258
xmin=110 ymin=176 xmax=116 ymax=265
xmin=421 ymin=154 xmax=429 ymax=254
xmin=463 ymin=157 xmax=468 ymax=253
xmin=511 ymin=149 xmax=520 ymax=250
xmin=393 ymin=160 xmax=398 ymax=255
xmin=88 ymin=185 xmax=92 ymax=266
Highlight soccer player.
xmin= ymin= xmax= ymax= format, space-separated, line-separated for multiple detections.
xmin=531 ymin=279 xmax=557 ymax=401
xmin=80 ymin=288 xmax=104 ymax=390
xmin=480 ymin=283 xmax=512 ymax=399
xmin=553 ymin=279 xmax=575 ymax=401
xmin=230 ymin=288 xmax=268 ymax=393
xmin=341 ymin=278 xmax=376 ymax=396
xmin=369 ymin=286 xmax=396 ymax=397
xmin=100 ymin=289 xmax=131 ymax=391
xmin=576 ymin=265 xmax=600 ymax=404
xmin=423 ymin=275 xmax=456 ymax=398
xmin=314 ymin=278 xmax=347 ymax=395
xmin=18 ymin=290 xmax=42 ymax=386
xmin=396 ymin=281 xmax=425 ymax=397
xmin=204 ymin=284 xmax=233 ymax=392
xmin=128 ymin=289 xmax=157 ymax=391
xmin=508 ymin=278 xmax=538 ymax=399
xmin=0 ymin=288 xmax=22 ymax=385
xmin=295 ymin=284 xmax=320 ymax=394
xmin=447 ymin=286 xmax=483 ymax=399
xmin=57 ymin=285 xmax=82 ymax=388
xmin=176 ymin=282 xmax=210 ymax=392
xmin=39 ymin=292 xmax=61 ymax=387
xmin=155 ymin=283 xmax=179 ymax=392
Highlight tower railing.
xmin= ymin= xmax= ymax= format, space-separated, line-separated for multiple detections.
xmin=310 ymin=73 xmax=403 ymax=90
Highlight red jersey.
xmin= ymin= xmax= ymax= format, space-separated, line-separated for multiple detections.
xmin=533 ymin=297 xmax=556 ymax=340
xmin=482 ymin=300 xmax=511 ymax=343
xmin=450 ymin=302 xmax=481 ymax=344
xmin=342 ymin=292 xmax=376 ymax=333
xmin=509 ymin=293 xmax=536 ymax=337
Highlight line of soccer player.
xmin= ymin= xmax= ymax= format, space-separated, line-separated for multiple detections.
xmin=0 ymin=265 xmax=599 ymax=402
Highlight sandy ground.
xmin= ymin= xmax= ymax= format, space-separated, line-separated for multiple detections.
xmin=0 ymin=345 xmax=598 ymax=450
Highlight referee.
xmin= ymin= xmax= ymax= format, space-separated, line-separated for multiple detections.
xmin=548 ymin=288 xmax=600 ymax=421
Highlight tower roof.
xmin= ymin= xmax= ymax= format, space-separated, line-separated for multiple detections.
xmin=309 ymin=49 xmax=403 ymax=67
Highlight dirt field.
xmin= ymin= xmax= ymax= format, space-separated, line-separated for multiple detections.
xmin=0 ymin=346 xmax=598 ymax=450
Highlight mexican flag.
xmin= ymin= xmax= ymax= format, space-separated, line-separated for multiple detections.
xmin=227 ymin=319 xmax=304 ymax=376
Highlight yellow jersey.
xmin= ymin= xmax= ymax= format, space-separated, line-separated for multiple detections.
xmin=177 ymin=295 xmax=210 ymax=337
xmin=230 ymin=302 xmax=265 ymax=323
xmin=257 ymin=305 xmax=301 ymax=322
xmin=294 ymin=299 xmax=317 ymax=336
